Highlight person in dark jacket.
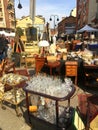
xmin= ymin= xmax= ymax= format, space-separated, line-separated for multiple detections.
xmin=0 ymin=34 xmax=9 ymax=60
xmin=0 ymin=34 xmax=5 ymax=60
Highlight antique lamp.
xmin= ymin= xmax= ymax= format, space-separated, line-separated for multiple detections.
xmin=38 ymin=40 xmax=49 ymax=57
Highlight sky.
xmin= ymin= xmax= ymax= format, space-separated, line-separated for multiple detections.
xmin=15 ymin=0 xmax=76 ymax=28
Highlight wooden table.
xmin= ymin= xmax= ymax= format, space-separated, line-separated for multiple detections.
xmin=83 ymin=64 xmax=98 ymax=87
xmin=45 ymin=61 xmax=60 ymax=75
xmin=84 ymin=64 xmax=98 ymax=69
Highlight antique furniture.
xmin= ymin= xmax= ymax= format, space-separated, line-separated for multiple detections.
xmin=0 ymin=59 xmax=6 ymax=76
xmin=65 ymin=61 xmax=78 ymax=85
xmin=20 ymin=53 xmax=38 ymax=68
xmin=20 ymin=54 xmax=26 ymax=67
xmin=77 ymin=93 xmax=98 ymax=130
xmin=4 ymin=59 xmax=16 ymax=74
xmin=83 ymin=64 xmax=98 ymax=87
xmin=25 ymin=56 xmax=35 ymax=68
xmin=0 ymin=58 xmax=15 ymax=76
xmin=45 ymin=61 xmax=60 ymax=75
xmin=0 ymin=73 xmax=28 ymax=116
xmin=38 ymin=40 xmax=49 ymax=57
xmin=23 ymin=75 xmax=76 ymax=130
xmin=35 ymin=57 xmax=47 ymax=74
xmin=86 ymin=95 xmax=98 ymax=130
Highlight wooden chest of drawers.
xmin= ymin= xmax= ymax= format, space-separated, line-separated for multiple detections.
xmin=66 ymin=65 xmax=77 ymax=76
xmin=65 ymin=61 xmax=78 ymax=84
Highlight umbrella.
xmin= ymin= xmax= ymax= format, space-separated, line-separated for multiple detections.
xmin=77 ymin=25 xmax=98 ymax=33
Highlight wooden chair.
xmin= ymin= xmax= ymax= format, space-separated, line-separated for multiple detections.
xmin=35 ymin=57 xmax=47 ymax=74
xmin=4 ymin=59 xmax=16 ymax=74
xmin=45 ymin=61 xmax=60 ymax=75
xmin=15 ymin=68 xmax=30 ymax=80
xmin=0 ymin=59 xmax=6 ymax=77
xmin=20 ymin=54 xmax=26 ymax=67
xmin=0 ymin=59 xmax=16 ymax=77
xmin=65 ymin=61 xmax=78 ymax=85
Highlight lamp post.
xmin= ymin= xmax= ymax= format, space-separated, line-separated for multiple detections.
xmin=70 ymin=9 xmax=73 ymax=16
xmin=49 ymin=15 xmax=59 ymax=35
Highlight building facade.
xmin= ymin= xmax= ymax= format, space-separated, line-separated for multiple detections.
xmin=16 ymin=15 xmax=45 ymax=42
xmin=58 ymin=16 xmax=76 ymax=37
xmin=76 ymin=0 xmax=98 ymax=30
xmin=0 ymin=0 xmax=45 ymax=41
xmin=0 ymin=0 xmax=15 ymax=32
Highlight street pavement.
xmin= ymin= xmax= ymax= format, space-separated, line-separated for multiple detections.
xmin=0 ymin=104 xmax=32 ymax=130
xmin=0 ymin=68 xmax=97 ymax=130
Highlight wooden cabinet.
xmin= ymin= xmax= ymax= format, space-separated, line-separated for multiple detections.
xmin=66 ymin=65 xmax=77 ymax=76
xmin=65 ymin=61 xmax=78 ymax=85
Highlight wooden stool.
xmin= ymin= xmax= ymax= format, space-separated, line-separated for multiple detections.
xmin=65 ymin=61 xmax=78 ymax=85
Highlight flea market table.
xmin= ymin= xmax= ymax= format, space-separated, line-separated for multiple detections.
xmin=23 ymin=75 xmax=76 ymax=130
xmin=83 ymin=64 xmax=98 ymax=87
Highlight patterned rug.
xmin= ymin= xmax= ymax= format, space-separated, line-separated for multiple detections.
xmin=78 ymin=93 xmax=98 ymax=122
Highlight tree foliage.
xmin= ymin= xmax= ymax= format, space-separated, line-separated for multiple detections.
xmin=16 ymin=27 xmax=24 ymax=37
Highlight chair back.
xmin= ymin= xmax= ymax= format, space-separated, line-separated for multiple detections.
xmin=0 ymin=59 xmax=6 ymax=76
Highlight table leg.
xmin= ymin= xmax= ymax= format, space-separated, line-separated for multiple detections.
xmin=50 ymin=67 xmax=52 ymax=75
xmin=55 ymin=101 xmax=59 ymax=127
xmin=13 ymin=88 xmax=22 ymax=117
xmin=0 ymin=91 xmax=6 ymax=109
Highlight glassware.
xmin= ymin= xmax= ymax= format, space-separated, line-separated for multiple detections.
xmin=26 ymin=75 xmax=73 ymax=98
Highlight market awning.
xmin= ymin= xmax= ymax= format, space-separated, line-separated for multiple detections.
xmin=77 ymin=25 xmax=98 ymax=33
